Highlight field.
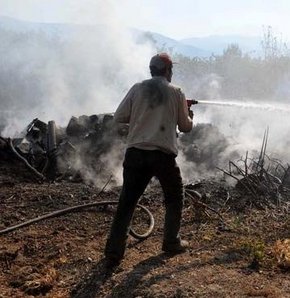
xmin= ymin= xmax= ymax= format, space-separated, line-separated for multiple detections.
xmin=1 ymin=154 xmax=290 ymax=298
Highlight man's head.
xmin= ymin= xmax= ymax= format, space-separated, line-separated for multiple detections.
xmin=149 ymin=53 xmax=173 ymax=82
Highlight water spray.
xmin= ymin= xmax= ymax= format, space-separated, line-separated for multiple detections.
xmin=187 ymin=99 xmax=290 ymax=113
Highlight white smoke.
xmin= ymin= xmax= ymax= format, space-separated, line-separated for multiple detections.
xmin=194 ymin=101 xmax=290 ymax=159
xmin=175 ymin=73 xmax=290 ymax=182
xmin=0 ymin=4 xmax=154 ymax=137
xmin=0 ymin=3 xmax=156 ymax=187
xmin=1 ymin=3 xmax=290 ymax=185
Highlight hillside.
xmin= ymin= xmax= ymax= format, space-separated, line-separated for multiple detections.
xmin=0 ymin=16 xmax=263 ymax=58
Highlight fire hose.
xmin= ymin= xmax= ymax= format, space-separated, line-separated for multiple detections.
xmin=0 ymin=190 xmax=224 ymax=238
xmin=0 ymin=200 xmax=155 ymax=240
xmin=2 ymin=139 xmax=155 ymax=239
xmin=0 ymin=190 xmax=226 ymax=239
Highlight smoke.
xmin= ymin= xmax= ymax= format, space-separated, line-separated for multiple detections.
xmin=194 ymin=102 xmax=289 ymax=157
xmin=173 ymin=72 xmax=290 ymax=182
xmin=188 ymin=73 xmax=223 ymax=100
xmin=176 ymin=123 xmax=240 ymax=183
xmin=0 ymin=5 xmax=154 ymax=137
xmin=0 ymin=5 xmax=156 ymax=187
xmin=1 ymin=7 xmax=290 ymax=186
xmin=66 ymin=139 xmax=126 ymax=190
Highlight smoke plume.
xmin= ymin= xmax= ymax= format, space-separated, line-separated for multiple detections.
xmin=1 ymin=7 xmax=290 ymax=186
xmin=0 ymin=6 xmax=153 ymax=137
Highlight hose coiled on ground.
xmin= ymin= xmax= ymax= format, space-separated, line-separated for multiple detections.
xmin=0 ymin=201 xmax=155 ymax=240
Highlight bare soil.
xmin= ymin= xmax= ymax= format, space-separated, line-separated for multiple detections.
xmin=1 ymin=155 xmax=290 ymax=298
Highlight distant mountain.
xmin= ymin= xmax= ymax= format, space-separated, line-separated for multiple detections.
xmin=181 ymin=35 xmax=263 ymax=57
xmin=0 ymin=15 xmax=73 ymax=36
xmin=0 ymin=16 xmax=106 ymax=38
xmin=140 ymin=31 xmax=212 ymax=58
xmin=0 ymin=16 xmax=263 ymax=58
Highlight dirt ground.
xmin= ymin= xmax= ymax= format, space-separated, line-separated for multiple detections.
xmin=1 ymin=154 xmax=290 ymax=298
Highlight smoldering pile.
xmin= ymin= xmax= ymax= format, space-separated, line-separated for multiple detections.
xmin=1 ymin=115 xmax=290 ymax=209
xmin=178 ymin=123 xmax=239 ymax=171
xmin=0 ymin=114 xmax=128 ymax=185
xmin=0 ymin=115 xmax=237 ymax=183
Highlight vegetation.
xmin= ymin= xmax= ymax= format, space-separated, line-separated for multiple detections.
xmin=168 ymin=27 xmax=290 ymax=102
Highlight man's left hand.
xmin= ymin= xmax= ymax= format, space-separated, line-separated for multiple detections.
xmin=188 ymin=110 xmax=194 ymax=119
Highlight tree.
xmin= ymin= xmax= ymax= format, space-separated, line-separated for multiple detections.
xmin=261 ymin=26 xmax=289 ymax=60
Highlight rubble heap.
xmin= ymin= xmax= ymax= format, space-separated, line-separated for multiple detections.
xmin=0 ymin=114 xmax=128 ymax=182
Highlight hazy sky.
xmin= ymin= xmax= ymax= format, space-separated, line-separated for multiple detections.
xmin=1 ymin=0 xmax=290 ymax=40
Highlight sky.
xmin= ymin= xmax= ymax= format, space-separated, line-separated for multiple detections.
xmin=1 ymin=0 xmax=290 ymax=40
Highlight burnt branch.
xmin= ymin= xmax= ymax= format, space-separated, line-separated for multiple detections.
xmin=217 ymin=129 xmax=290 ymax=209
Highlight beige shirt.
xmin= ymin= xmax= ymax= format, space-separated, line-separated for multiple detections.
xmin=114 ymin=76 xmax=192 ymax=155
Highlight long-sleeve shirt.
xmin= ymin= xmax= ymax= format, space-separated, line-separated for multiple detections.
xmin=114 ymin=76 xmax=192 ymax=155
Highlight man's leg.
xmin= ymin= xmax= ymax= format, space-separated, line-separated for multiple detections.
xmin=105 ymin=150 xmax=152 ymax=263
xmin=155 ymin=155 xmax=187 ymax=252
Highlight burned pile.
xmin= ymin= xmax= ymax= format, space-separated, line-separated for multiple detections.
xmin=0 ymin=114 xmax=128 ymax=183
xmin=178 ymin=123 xmax=239 ymax=171
xmin=1 ymin=117 xmax=290 ymax=212
xmin=1 ymin=119 xmax=234 ymax=184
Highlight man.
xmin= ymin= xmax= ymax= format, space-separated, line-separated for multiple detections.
xmin=104 ymin=53 xmax=193 ymax=267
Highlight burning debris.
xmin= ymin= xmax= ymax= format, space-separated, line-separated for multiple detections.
xmin=179 ymin=123 xmax=238 ymax=171
xmin=0 ymin=114 xmax=128 ymax=183
xmin=1 ymin=114 xmax=290 ymax=212
xmin=1 ymin=113 xmax=237 ymax=185
xmin=218 ymin=128 xmax=290 ymax=208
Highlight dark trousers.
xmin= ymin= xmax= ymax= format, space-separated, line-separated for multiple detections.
xmin=105 ymin=147 xmax=184 ymax=260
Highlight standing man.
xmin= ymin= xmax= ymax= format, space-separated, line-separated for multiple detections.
xmin=105 ymin=53 xmax=193 ymax=267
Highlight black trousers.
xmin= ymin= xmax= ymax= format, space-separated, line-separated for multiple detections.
xmin=105 ymin=147 xmax=184 ymax=260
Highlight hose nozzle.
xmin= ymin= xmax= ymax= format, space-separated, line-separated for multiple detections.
xmin=186 ymin=99 xmax=199 ymax=108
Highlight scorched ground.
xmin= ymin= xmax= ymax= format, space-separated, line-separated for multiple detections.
xmin=1 ymin=145 xmax=290 ymax=298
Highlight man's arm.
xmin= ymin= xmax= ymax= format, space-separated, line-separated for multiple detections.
xmin=177 ymin=94 xmax=193 ymax=133
xmin=114 ymin=84 xmax=137 ymax=124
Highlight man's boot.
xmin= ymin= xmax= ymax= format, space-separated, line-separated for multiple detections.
xmin=162 ymin=201 xmax=189 ymax=254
